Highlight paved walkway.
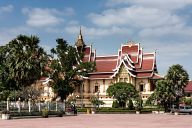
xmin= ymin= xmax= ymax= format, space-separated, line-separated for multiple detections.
xmin=0 ymin=114 xmax=192 ymax=128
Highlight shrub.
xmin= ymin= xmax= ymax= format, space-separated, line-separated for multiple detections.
xmin=128 ymin=99 xmax=134 ymax=110
xmin=1 ymin=110 xmax=10 ymax=114
xmin=41 ymin=109 xmax=49 ymax=118
xmin=134 ymin=97 xmax=143 ymax=111
xmin=112 ymin=100 xmax=119 ymax=108
xmin=57 ymin=110 xmax=64 ymax=117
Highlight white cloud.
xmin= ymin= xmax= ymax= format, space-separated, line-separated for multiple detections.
xmin=22 ymin=8 xmax=64 ymax=27
xmin=0 ymin=5 xmax=13 ymax=13
xmin=0 ymin=26 xmax=32 ymax=45
xmin=89 ymin=6 xmax=183 ymax=28
xmin=106 ymin=0 xmax=192 ymax=10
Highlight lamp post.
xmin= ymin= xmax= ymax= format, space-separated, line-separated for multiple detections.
xmin=81 ymin=84 xmax=83 ymax=109
xmin=97 ymin=90 xmax=100 ymax=108
xmin=78 ymin=76 xmax=84 ymax=109
xmin=95 ymin=81 xmax=100 ymax=108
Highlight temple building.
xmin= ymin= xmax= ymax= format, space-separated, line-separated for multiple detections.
xmin=73 ymin=30 xmax=162 ymax=107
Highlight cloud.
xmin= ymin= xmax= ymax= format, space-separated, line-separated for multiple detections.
xmin=0 ymin=5 xmax=13 ymax=13
xmin=22 ymin=8 xmax=64 ymax=27
xmin=0 ymin=26 xmax=33 ymax=45
xmin=89 ymin=6 xmax=183 ymax=28
xmin=106 ymin=0 xmax=192 ymax=10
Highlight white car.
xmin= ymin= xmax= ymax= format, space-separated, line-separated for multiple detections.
xmin=171 ymin=105 xmax=192 ymax=114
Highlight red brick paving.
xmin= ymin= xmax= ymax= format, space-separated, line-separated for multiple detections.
xmin=0 ymin=114 xmax=192 ymax=128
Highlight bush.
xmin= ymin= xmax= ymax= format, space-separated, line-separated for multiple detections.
xmin=77 ymin=108 xmax=87 ymax=112
xmin=41 ymin=109 xmax=49 ymax=118
xmin=128 ymin=99 xmax=134 ymax=110
xmin=97 ymin=107 xmax=135 ymax=113
xmin=57 ymin=110 xmax=64 ymax=117
xmin=134 ymin=97 xmax=143 ymax=111
xmin=112 ymin=100 xmax=119 ymax=108
xmin=1 ymin=110 xmax=10 ymax=114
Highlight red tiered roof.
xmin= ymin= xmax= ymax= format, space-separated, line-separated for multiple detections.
xmin=95 ymin=56 xmax=117 ymax=72
xmin=82 ymin=42 xmax=161 ymax=79
xmin=88 ymin=73 xmax=114 ymax=79
xmin=184 ymin=81 xmax=192 ymax=92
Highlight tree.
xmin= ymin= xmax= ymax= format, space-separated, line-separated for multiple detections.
xmin=166 ymin=64 xmax=189 ymax=107
xmin=134 ymin=96 xmax=143 ymax=111
xmin=90 ymin=96 xmax=105 ymax=108
xmin=107 ymin=82 xmax=139 ymax=108
xmin=147 ymin=64 xmax=189 ymax=111
xmin=147 ymin=80 xmax=174 ymax=111
xmin=50 ymin=39 xmax=95 ymax=102
xmin=0 ymin=35 xmax=48 ymax=99
xmin=18 ymin=86 xmax=42 ymax=101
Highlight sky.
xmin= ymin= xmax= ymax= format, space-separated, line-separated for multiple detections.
xmin=0 ymin=0 xmax=192 ymax=79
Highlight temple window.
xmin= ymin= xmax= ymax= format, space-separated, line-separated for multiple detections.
xmin=94 ymin=81 xmax=99 ymax=92
xmin=94 ymin=85 xmax=98 ymax=93
xmin=139 ymin=81 xmax=145 ymax=92
xmin=120 ymin=78 xmax=123 ymax=82
xmin=124 ymin=78 xmax=128 ymax=82
xmin=140 ymin=84 xmax=144 ymax=92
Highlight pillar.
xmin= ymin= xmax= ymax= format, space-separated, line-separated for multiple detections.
xmin=28 ymin=98 xmax=31 ymax=113
xmin=7 ymin=98 xmax=10 ymax=111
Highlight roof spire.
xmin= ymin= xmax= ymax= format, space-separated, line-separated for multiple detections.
xmin=78 ymin=26 xmax=83 ymax=40
xmin=80 ymin=26 xmax=82 ymax=35
xmin=75 ymin=26 xmax=85 ymax=52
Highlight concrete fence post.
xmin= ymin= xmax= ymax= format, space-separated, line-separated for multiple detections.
xmin=56 ymin=101 xmax=58 ymax=111
xmin=47 ymin=101 xmax=50 ymax=111
xmin=7 ymin=97 xmax=10 ymax=111
xmin=38 ymin=101 xmax=41 ymax=112
xmin=18 ymin=98 xmax=21 ymax=113
xmin=63 ymin=100 xmax=66 ymax=112
xmin=28 ymin=98 xmax=31 ymax=113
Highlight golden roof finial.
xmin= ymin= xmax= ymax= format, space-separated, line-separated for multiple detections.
xmin=75 ymin=26 xmax=85 ymax=48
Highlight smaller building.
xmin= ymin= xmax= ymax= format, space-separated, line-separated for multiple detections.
xmin=32 ymin=77 xmax=54 ymax=101
xmin=184 ymin=80 xmax=192 ymax=97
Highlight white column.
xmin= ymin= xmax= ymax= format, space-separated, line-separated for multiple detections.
xmin=7 ymin=98 xmax=10 ymax=111
xmin=18 ymin=98 xmax=21 ymax=113
xmin=38 ymin=101 xmax=41 ymax=112
xmin=56 ymin=101 xmax=58 ymax=111
xmin=28 ymin=98 xmax=31 ymax=113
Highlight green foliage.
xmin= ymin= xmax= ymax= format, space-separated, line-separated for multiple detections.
xmin=180 ymin=97 xmax=192 ymax=105
xmin=50 ymin=39 xmax=95 ymax=101
xmin=41 ymin=108 xmax=49 ymax=118
xmin=0 ymin=35 xmax=48 ymax=99
xmin=134 ymin=97 xmax=143 ymax=111
xmin=166 ymin=64 xmax=189 ymax=106
xmin=147 ymin=80 xmax=174 ymax=111
xmin=107 ymin=82 xmax=139 ymax=108
xmin=112 ymin=100 xmax=119 ymax=108
xmin=128 ymin=99 xmax=134 ymax=110
xmin=148 ymin=64 xmax=189 ymax=111
xmin=90 ymin=96 xmax=105 ymax=108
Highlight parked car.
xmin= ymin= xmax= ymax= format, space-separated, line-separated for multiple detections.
xmin=171 ymin=105 xmax=192 ymax=114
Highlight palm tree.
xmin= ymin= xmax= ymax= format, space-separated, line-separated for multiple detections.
xmin=166 ymin=64 xmax=189 ymax=107
xmin=3 ymin=35 xmax=48 ymax=91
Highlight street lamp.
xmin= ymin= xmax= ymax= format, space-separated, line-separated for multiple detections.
xmin=95 ymin=81 xmax=100 ymax=108
xmin=78 ymin=76 xmax=84 ymax=109
xmin=81 ymin=84 xmax=84 ymax=109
